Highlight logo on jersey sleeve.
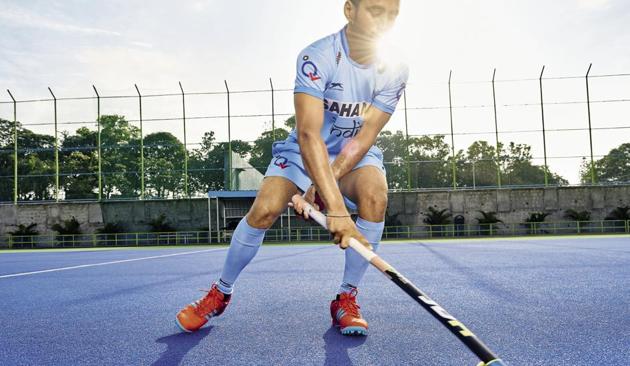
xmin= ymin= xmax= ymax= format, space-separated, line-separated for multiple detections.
xmin=301 ymin=61 xmax=321 ymax=81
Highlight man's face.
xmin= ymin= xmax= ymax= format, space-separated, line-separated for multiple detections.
xmin=346 ymin=0 xmax=400 ymax=40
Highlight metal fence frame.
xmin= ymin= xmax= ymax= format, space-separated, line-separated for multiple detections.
xmin=2 ymin=67 xmax=630 ymax=203
xmin=2 ymin=220 xmax=628 ymax=249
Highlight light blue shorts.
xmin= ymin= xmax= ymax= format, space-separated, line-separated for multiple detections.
xmin=264 ymin=142 xmax=386 ymax=210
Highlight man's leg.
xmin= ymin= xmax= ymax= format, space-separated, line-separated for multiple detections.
xmin=329 ymin=166 xmax=387 ymax=335
xmin=176 ymin=176 xmax=298 ymax=332
xmin=217 ymin=176 xmax=300 ymax=294
xmin=338 ymin=166 xmax=388 ymax=293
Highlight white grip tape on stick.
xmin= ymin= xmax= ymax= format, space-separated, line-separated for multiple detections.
xmin=304 ymin=204 xmax=377 ymax=262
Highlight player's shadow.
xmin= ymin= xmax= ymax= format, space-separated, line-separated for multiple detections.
xmin=322 ymin=326 xmax=367 ymax=366
xmin=152 ymin=326 xmax=213 ymax=366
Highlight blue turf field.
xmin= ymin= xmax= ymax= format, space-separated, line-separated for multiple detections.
xmin=0 ymin=236 xmax=629 ymax=365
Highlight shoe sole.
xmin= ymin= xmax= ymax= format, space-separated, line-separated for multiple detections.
xmin=175 ymin=316 xmax=193 ymax=333
xmin=340 ymin=326 xmax=368 ymax=336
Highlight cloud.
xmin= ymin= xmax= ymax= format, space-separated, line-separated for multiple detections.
xmin=576 ymin=0 xmax=612 ymax=10
xmin=0 ymin=4 xmax=121 ymax=36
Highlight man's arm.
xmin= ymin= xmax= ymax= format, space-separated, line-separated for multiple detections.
xmin=330 ymin=106 xmax=392 ymax=181
xmin=293 ymin=92 xmax=370 ymax=249
xmin=295 ymin=93 xmax=347 ymax=216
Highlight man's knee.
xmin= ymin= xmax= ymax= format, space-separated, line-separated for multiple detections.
xmin=357 ymin=186 xmax=388 ymax=217
xmin=246 ymin=202 xmax=283 ymax=229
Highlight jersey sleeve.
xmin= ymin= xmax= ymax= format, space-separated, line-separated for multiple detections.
xmin=372 ymin=65 xmax=409 ymax=115
xmin=294 ymin=46 xmax=333 ymax=100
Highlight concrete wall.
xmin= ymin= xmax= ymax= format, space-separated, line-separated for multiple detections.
xmin=387 ymin=185 xmax=630 ymax=226
xmin=1 ymin=185 xmax=629 ymax=235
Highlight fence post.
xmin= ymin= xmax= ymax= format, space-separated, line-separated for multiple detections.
xmin=7 ymin=90 xmax=18 ymax=204
xmin=538 ymin=66 xmax=549 ymax=186
xmin=585 ymin=63 xmax=596 ymax=184
xmin=224 ymin=80 xmax=232 ymax=190
xmin=48 ymin=87 xmax=60 ymax=201
xmin=270 ymin=78 xmax=276 ymax=141
xmin=448 ymin=70 xmax=457 ymax=190
xmin=491 ymin=69 xmax=502 ymax=187
xmin=92 ymin=85 xmax=102 ymax=201
xmin=134 ymin=84 xmax=145 ymax=200
xmin=179 ymin=82 xmax=189 ymax=198
xmin=403 ymin=89 xmax=412 ymax=190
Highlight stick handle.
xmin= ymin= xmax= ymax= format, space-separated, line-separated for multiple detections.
xmin=303 ymin=203 xmax=376 ymax=262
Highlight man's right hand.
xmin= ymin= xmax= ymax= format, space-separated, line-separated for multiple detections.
xmin=327 ymin=215 xmax=372 ymax=251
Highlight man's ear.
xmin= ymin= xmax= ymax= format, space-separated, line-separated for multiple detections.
xmin=344 ymin=1 xmax=354 ymax=23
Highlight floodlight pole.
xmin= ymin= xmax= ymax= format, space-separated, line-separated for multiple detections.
xmin=492 ymin=68 xmax=502 ymax=188
xmin=224 ymin=80 xmax=232 ymax=190
xmin=448 ymin=70 xmax=457 ymax=190
xmin=92 ymin=85 xmax=102 ymax=201
xmin=7 ymin=89 xmax=18 ymax=204
xmin=179 ymin=82 xmax=189 ymax=197
xmin=585 ymin=63 xmax=596 ymax=184
xmin=538 ymin=66 xmax=549 ymax=186
xmin=134 ymin=84 xmax=145 ymax=199
xmin=48 ymin=87 xmax=60 ymax=201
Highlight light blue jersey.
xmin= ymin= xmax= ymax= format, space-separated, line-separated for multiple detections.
xmin=265 ymin=27 xmax=408 ymax=199
xmin=274 ymin=26 xmax=409 ymax=156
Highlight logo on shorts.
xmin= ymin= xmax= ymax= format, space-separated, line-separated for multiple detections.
xmin=301 ymin=61 xmax=321 ymax=81
xmin=273 ymin=156 xmax=290 ymax=169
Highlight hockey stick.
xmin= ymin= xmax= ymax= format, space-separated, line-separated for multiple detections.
xmin=292 ymin=195 xmax=506 ymax=366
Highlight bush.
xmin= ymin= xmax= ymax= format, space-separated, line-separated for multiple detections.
xmin=148 ymin=214 xmax=176 ymax=233
xmin=51 ymin=217 xmax=82 ymax=247
xmin=423 ymin=207 xmax=452 ymax=237
xmin=96 ymin=222 xmax=126 ymax=234
xmin=51 ymin=216 xmax=82 ymax=235
xmin=8 ymin=223 xmax=39 ymax=249
xmin=476 ymin=211 xmax=502 ymax=235
xmin=524 ymin=212 xmax=550 ymax=235
xmin=564 ymin=209 xmax=591 ymax=221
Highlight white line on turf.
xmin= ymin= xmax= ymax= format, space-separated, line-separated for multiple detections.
xmin=0 ymin=248 xmax=226 ymax=279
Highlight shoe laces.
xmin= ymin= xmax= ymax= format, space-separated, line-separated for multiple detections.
xmin=338 ymin=289 xmax=361 ymax=318
xmin=194 ymin=285 xmax=225 ymax=317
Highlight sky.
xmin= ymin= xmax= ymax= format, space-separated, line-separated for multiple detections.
xmin=0 ymin=0 xmax=629 ymax=183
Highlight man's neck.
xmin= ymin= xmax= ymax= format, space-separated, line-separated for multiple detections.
xmin=344 ymin=25 xmax=377 ymax=66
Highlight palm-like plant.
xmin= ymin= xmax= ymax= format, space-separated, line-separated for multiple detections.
xmin=51 ymin=217 xmax=82 ymax=235
xmin=476 ymin=211 xmax=502 ymax=236
xmin=9 ymin=223 xmax=38 ymax=236
xmin=525 ymin=212 xmax=550 ymax=223
xmin=605 ymin=206 xmax=630 ymax=221
xmin=564 ymin=209 xmax=591 ymax=222
xmin=476 ymin=211 xmax=503 ymax=224
xmin=148 ymin=214 xmax=176 ymax=232
xmin=422 ymin=207 xmax=452 ymax=225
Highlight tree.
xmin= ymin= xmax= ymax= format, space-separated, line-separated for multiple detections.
xmin=16 ymin=126 xmax=56 ymax=200
xmin=188 ymin=131 xmax=251 ymax=192
xmin=60 ymin=127 xmax=98 ymax=199
xmin=99 ymin=115 xmax=141 ymax=199
xmin=581 ymin=143 xmax=630 ymax=183
xmin=459 ymin=141 xmax=501 ymax=187
xmin=503 ymin=142 xmax=567 ymax=186
xmin=143 ymin=132 xmax=185 ymax=198
xmin=249 ymin=127 xmax=290 ymax=173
